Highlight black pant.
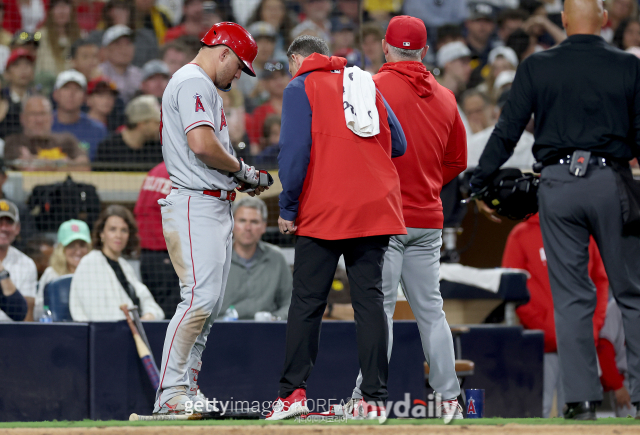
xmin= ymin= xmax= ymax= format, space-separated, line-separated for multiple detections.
xmin=538 ymin=165 xmax=640 ymax=404
xmin=140 ymin=250 xmax=180 ymax=318
xmin=279 ymin=235 xmax=390 ymax=403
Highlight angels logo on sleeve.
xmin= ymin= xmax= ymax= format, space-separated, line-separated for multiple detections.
xmin=220 ymin=107 xmax=227 ymax=131
xmin=194 ymin=93 xmax=205 ymax=112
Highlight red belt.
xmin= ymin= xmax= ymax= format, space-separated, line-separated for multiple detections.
xmin=172 ymin=187 xmax=236 ymax=201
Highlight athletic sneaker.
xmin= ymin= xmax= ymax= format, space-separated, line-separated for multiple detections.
xmin=343 ymin=397 xmax=359 ymax=416
xmin=265 ymin=388 xmax=309 ymax=420
xmin=441 ymin=398 xmax=464 ymax=424
xmin=350 ymin=398 xmax=387 ymax=424
xmin=153 ymin=394 xmax=193 ymax=415
xmin=188 ymin=388 xmax=219 ymax=413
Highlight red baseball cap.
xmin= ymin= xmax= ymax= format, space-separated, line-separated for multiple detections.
xmin=385 ymin=15 xmax=427 ymax=50
xmin=5 ymin=48 xmax=35 ymax=69
xmin=87 ymin=76 xmax=118 ymax=95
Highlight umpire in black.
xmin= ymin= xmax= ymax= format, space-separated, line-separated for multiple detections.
xmin=470 ymin=0 xmax=640 ymax=420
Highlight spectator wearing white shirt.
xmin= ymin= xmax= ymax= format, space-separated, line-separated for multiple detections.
xmin=70 ymin=205 xmax=164 ymax=321
xmin=0 ymin=199 xmax=37 ymax=321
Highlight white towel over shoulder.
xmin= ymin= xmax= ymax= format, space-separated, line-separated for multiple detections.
xmin=343 ymin=66 xmax=379 ymax=137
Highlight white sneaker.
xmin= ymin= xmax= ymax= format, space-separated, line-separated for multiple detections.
xmin=265 ymin=388 xmax=309 ymax=421
xmin=188 ymin=388 xmax=219 ymax=413
xmin=441 ymin=398 xmax=464 ymax=424
xmin=350 ymin=398 xmax=387 ymax=424
xmin=153 ymin=394 xmax=192 ymax=415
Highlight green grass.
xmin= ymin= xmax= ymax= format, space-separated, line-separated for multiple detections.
xmin=0 ymin=417 xmax=638 ymax=428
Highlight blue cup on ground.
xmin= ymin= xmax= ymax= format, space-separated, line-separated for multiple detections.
xmin=465 ymin=389 xmax=485 ymax=418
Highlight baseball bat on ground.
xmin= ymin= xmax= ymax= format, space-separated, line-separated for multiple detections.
xmin=120 ymin=304 xmax=160 ymax=391
xmin=129 ymin=410 xmax=262 ymax=421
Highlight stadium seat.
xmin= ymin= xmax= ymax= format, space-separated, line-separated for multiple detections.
xmin=43 ymin=275 xmax=74 ymax=322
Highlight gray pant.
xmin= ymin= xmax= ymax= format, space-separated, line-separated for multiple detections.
xmin=543 ymin=352 xmax=564 ymax=418
xmin=352 ymin=228 xmax=460 ymax=401
xmin=538 ymin=164 xmax=640 ymax=404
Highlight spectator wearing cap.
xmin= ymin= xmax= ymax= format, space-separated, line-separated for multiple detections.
xmin=0 ymin=199 xmax=38 ymax=322
xmin=86 ymin=76 xmax=119 ymax=129
xmin=2 ymin=0 xmax=45 ymax=34
xmin=134 ymin=0 xmax=173 ymax=45
xmin=466 ymin=89 xmax=535 ymax=170
xmin=465 ymin=2 xmax=501 ymax=87
xmin=436 ymin=41 xmax=472 ymax=99
xmin=236 ymin=22 xmax=278 ymax=105
xmin=99 ymin=25 xmax=144 ymax=104
xmin=161 ymin=40 xmax=194 ymax=76
xmin=138 ymin=59 xmax=170 ymax=101
xmin=4 ymin=95 xmax=89 ymax=170
xmin=164 ymin=0 xmax=208 ymax=43
xmin=497 ymin=8 xmax=529 ymax=43
xmin=133 ymin=162 xmax=180 ymax=317
xmin=0 ymin=159 xmax=36 ymax=250
xmin=34 ymin=0 xmax=81 ymax=77
xmin=3 ymin=48 xmax=35 ymax=105
xmin=34 ymin=219 xmax=91 ymax=320
xmin=331 ymin=15 xmax=356 ymax=53
xmin=89 ymin=0 xmax=159 ymax=68
xmin=70 ymin=39 xmax=100 ymax=82
xmin=9 ymin=29 xmax=41 ymax=54
xmin=290 ymin=0 xmax=332 ymax=45
xmin=359 ymin=22 xmax=385 ymax=74
xmin=247 ymin=59 xmax=288 ymax=148
xmin=476 ymin=46 xmax=518 ymax=100
xmin=246 ymin=0 xmax=296 ymax=58
xmin=95 ymin=95 xmax=162 ymax=170
xmin=52 ymin=69 xmax=108 ymax=161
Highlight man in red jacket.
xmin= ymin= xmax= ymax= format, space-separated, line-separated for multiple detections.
xmin=267 ymin=35 xmax=407 ymax=423
xmin=133 ymin=162 xmax=180 ymax=318
xmin=346 ymin=16 xmax=468 ymax=424
xmin=502 ymin=213 xmax=609 ymax=418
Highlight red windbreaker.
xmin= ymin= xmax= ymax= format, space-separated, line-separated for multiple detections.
xmin=134 ymin=162 xmax=172 ymax=251
xmin=374 ymin=61 xmax=467 ymax=229
xmin=502 ymin=214 xmax=609 ymax=353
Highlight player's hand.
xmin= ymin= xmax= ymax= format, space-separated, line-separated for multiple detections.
xmin=278 ymin=216 xmax=297 ymax=235
xmin=247 ymin=185 xmax=268 ymax=197
xmin=475 ymin=198 xmax=502 ymax=223
xmin=232 ymin=158 xmax=259 ymax=185
xmin=614 ymin=386 xmax=632 ymax=408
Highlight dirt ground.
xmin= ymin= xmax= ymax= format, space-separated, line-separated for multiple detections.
xmin=0 ymin=425 xmax=637 ymax=435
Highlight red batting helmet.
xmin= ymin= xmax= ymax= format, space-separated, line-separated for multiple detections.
xmin=201 ymin=22 xmax=258 ymax=77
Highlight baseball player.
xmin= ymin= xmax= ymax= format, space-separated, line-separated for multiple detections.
xmin=347 ymin=16 xmax=467 ymax=424
xmin=153 ymin=22 xmax=270 ymax=415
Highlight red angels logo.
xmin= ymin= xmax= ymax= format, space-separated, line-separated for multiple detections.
xmin=220 ymin=107 xmax=227 ymax=131
xmin=467 ymin=398 xmax=477 ymax=415
xmin=194 ymin=93 xmax=205 ymax=112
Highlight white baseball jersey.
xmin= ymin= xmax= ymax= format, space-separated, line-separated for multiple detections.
xmin=161 ymin=63 xmax=235 ymax=191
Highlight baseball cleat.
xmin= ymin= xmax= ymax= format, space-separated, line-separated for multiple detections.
xmin=350 ymin=398 xmax=387 ymax=424
xmin=188 ymin=388 xmax=219 ymax=413
xmin=441 ymin=398 xmax=464 ymax=424
xmin=153 ymin=394 xmax=194 ymax=415
xmin=265 ymin=388 xmax=309 ymax=421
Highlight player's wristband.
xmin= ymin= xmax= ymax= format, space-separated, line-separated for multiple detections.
xmin=0 ymin=270 xmax=10 ymax=280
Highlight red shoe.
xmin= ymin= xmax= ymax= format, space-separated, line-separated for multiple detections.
xmin=265 ymin=388 xmax=309 ymax=421
xmin=350 ymin=398 xmax=387 ymax=424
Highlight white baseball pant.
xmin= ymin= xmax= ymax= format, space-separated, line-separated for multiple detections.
xmin=154 ymin=189 xmax=233 ymax=410
xmin=352 ymin=228 xmax=461 ymax=401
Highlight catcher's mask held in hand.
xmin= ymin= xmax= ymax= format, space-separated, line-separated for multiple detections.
xmin=479 ymin=168 xmax=540 ymax=220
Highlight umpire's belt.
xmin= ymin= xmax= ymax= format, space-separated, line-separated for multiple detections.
xmin=172 ymin=187 xmax=236 ymax=201
xmin=551 ymin=155 xmax=609 ymax=167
